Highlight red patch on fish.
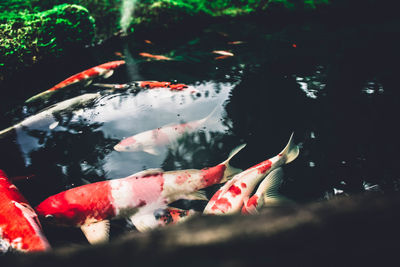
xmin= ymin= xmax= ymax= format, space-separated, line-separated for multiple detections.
xmin=175 ymin=173 xmax=190 ymax=185
xmin=252 ymin=160 xmax=272 ymax=174
xmin=228 ymin=185 xmax=241 ymax=197
xmin=169 ymin=84 xmax=188 ymax=91
xmin=247 ymin=195 xmax=258 ymax=208
xmin=211 ymin=198 xmax=232 ymax=213
xmin=119 ymin=136 xmax=137 ymax=146
xmin=140 ymin=81 xmax=171 ymax=88
xmin=200 ymin=164 xmax=226 ymax=187
xmin=209 ymin=190 xmax=222 ymax=203
xmin=215 ymin=55 xmax=231 ymax=60
xmin=0 ymin=170 xmax=49 ymax=252
xmin=241 ymin=183 xmax=247 ymax=189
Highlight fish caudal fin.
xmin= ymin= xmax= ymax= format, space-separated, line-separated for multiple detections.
xmin=279 ymin=132 xmax=300 ymax=165
xmin=80 ymin=220 xmax=110 ymax=245
xmin=220 ymin=143 xmax=246 ymax=183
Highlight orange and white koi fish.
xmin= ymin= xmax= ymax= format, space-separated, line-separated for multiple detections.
xmin=35 ymin=144 xmax=245 ymax=244
xmin=94 ymin=81 xmax=188 ymax=91
xmin=130 ymin=207 xmax=198 ymax=232
xmin=139 ymin=53 xmax=172 ymax=61
xmin=203 ymin=133 xmax=299 ymax=215
xmin=25 ymin=60 xmax=125 ymax=103
xmin=114 ymin=107 xmax=218 ymax=155
xmin=0 ymin=170 xmax=50 ymax=252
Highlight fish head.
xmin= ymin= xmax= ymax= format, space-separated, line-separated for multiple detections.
xmin=114 ymin=136 xmax=144 ymax=152
xmin=35 ymin=195 xmax=83 ymax=226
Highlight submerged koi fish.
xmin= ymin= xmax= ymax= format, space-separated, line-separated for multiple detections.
xmin=139 ymin=53 xmax=172 ymax=61
xmin=93 ymin=81 xmax=188 ymax=91
xmin=114 ymin=107 xmax=218 ymax=155
xmin=0 ymin=170 xmax=50 ymax=252
xmin=203 ymin=133 xmax=299 ymax=215
xmin=25 ymin=60 xmax=125 ymax=103
xmin=35 ymin=144 xmax=245 ymax=244
xmin=0 ymin=93 xmax=101 ymax=139
xmin=212 ymin=50 xmax=234 ymax=57
xmin=130 ymin=207 xmax=198 ymax=232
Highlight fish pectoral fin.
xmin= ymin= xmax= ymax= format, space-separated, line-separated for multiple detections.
xmin=80 ymin=220 xmax=110 ymax=245
xmin=242 ymin=197 xmax=259 ymax=215
xmin=102 ymin=70 xmax=114 ymax=79
xmin=262 ymin=168 xmax=293 ymax=206
xmin=49 ymin=121 xmax=59 ymax=130
xmin=84 ymin=79 xmax=93 ymax=87
xmin=180 ymin=190 xmax=208 ymax=201
xmin=130 ymin=212 xmax=160 ymax=233
xmin=143 ymin=147 xmax=160 ymax=155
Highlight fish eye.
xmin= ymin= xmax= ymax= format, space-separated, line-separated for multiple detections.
xmin=45 ymin=214 xmax=55 ymax=220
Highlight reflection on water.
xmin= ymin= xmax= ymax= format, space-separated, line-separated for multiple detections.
xmin=1 ymin=19 xmax=400 ymax=246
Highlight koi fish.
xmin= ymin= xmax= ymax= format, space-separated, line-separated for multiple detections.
xmin=241 ymin=167 xmax=289 ymax=215
xmin=212 ymin=50 xmax=234 ymax=57
xmin=93 ymin=81 xmax=188 ymax=91
xmin=0 ymin=170 xmax=50 ymax=252
xmin=139 ymin=53 xmax=172 ymax=61
xmin=25 ymin=60 xmax=125 ymax=103
xmin=0 ymin=93 xmax=101 ymax=139
xmin=130 ymin=207 xmax=198 ymax=232
xmin=114 ymin=106 xmax=218 ymax=154
xmin=35 ymin=144 xmax=245 ymax=244
xmin=203 ymin=133 xmax=299 ymax=215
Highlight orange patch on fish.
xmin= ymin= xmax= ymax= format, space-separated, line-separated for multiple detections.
xmin=139 ymin=53 xmax=172 ymax=61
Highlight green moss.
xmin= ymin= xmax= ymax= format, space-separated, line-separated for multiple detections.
xmin=0 ymin=4 xmax=95 ymax=81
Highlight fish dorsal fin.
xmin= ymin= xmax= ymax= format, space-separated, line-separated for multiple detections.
xmin=102 ymin=70 xmax=114 ymax=79
xmin=179 ymin=190 xmax=208 ymax=201
xmin=80 ymin=220 xmax=110 ymax=245
xmin=130 ymin=168 xmax=164 ymax=178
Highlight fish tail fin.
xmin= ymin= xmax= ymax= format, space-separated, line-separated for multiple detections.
xmin=198 ymin=104 xmax=221 ymax=125
xmin=279 ymin=132 xmax=300 ymax=165
xmin=220 ymin=143 xmax=246 ymax=183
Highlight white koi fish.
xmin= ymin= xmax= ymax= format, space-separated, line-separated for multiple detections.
xmin=203 ymin=133 xmax=299 ymax=215
xmin=114 ymin=107 xmax=219 ymax=155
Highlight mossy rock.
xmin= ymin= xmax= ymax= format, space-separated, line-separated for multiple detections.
xmin=0 ymin=4 xmax=95 ymax=82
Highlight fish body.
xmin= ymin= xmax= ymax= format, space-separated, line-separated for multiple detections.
xmin=25 ymin=60 xmax=125 ymax=103
xmin=130 ymin=207 xmax=198 ymax=232
xmin=203 ymin=133 xmax=299 ymax=215
xmin=212 ymin=50 xmax=234 ymax=57
xmin=0 ymin=170 xmax=50 ymax=252
xmin=0 ymin=93 xmax=100 ymax=139
xmin=93 ymin=81 xmax=188 ymax=91
xmin=139 ymin=53 xmax=172 ymax=60
xmin=35 ymin=144 xmax=245 ymax=243
xmin=114 ymin=107 xmax=218 ymax=154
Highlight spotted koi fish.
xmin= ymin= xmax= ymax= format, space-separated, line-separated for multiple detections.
xmin=203 ymin=133 xmax=299 ymax=215
xmin=25 ymin=60 xmax=125 ymax=103
xmin=0 ymin=170 xmax=50 ymax=252
xmin=93 ymin=81 xmax=188 ymax=91
xmin=130 ymin=207 xmax=198 ymax=232
xmin=35 ymin=144 xmax=245 ymax=244
xmin=114 ymin=106 xmax=219 ymax=154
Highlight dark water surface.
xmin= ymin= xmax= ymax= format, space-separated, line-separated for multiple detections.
xmin=1 ymin=19 xmax=400 ymax=246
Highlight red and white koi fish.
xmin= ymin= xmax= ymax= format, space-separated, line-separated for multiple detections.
xmin=130 ymin=207 xmax=198 ymax=232
xmin=0 ymin=170 xmax=50 ymax=252
xmin=203 ymin=133 xmax=299 ymax=215
xmin=93 ymin=81 xmax=189 ymax=91
xmin=139 ymin=53 xmax=172 ymax=61
xmin=114 ymin=107 xmax=219 ymax=154
xmin=241 ymin=167 xmax=289 ymax=215
xmin=35 ymin=144 xmax=245 ymax=244
xmin=212 ymin=50 xmax=234 ymax=57
xmin=25 ymin=60 xmax=125 ymax=103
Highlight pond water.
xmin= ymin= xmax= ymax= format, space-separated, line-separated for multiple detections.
xmin=1 ymin=19 xmax=400 ymax=246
